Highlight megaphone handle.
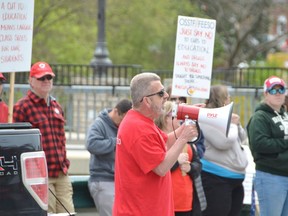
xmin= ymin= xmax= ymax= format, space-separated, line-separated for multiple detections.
xmin=187 ymin=121 xmax=201 ymax=144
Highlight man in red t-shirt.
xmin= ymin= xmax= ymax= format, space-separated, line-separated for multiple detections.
xmin=113 ymin=72 xmax=198 ymax=216
xmin=0 ymin=73 xmax=8 ymax=123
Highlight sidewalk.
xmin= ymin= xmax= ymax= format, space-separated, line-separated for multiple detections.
xmin=76 ymin=208 xmax=99 ymax=216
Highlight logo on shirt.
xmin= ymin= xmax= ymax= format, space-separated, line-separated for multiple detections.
xmin=116 ymin=138 xmax=121 ymax=145
xmin=54 ymin=108 xmax=60 ymax=114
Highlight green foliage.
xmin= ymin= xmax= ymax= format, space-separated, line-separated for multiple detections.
xmin=107 ymin=0 xmax=203 ymax=70
xmin=212 ymin=35 xmax=225 ymax=67
xmin=32 ymin=0 xmax=224 ymax=70
xmin=33 ymin=0 xmax=97 ymax=64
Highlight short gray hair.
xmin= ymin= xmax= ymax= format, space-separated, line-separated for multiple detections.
xmin=130 ymin=72 xmax=160 ymax=107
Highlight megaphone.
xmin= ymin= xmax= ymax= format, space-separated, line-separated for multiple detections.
xmin=172 ymin=102 xmax=234 ymax=137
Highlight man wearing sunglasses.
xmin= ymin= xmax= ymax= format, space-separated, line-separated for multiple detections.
xmin=113 ymin=72 xmax=198 ymax=216
xmin=13 ymin=62 xmax=75 ymax=214
xmin=247 ymin=76 xmax=288 ymax=216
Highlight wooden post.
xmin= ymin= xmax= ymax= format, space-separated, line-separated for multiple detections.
xmin=8 ymin=72 xmax=15 ymax=123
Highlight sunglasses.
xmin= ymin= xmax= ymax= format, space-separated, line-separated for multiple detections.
xmin=268 ymin=88 xmax=286 ymax=95
xmin=37 ymin=75 xmax=53 ymax=81
xmin=140 ymin=89 xmax=165 ymax=102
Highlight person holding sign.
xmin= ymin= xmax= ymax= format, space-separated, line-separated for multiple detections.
xmin=247 ymin=76 xmax=288 ymax=216
xmin=0 ymin=73 xmax=8 ymax=123
xmin=154 ymin=101 xmax=205 ymax=216
xmin=113 ymin=72 xmax=198 ymax=216
xmin=13 ymin=62 xmax=75 ymax=214
xmin=166 ymin=84 xmax=206 ymax=158
xmin=200 ymin=85 xmax=248 ymax=216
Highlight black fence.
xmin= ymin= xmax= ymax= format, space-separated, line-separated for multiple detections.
xmin=2 ymin=64 xmax=288 ymax=88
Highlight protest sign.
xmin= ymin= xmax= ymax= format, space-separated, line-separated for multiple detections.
xmin=172 ymin=16 xmax=216 ymax=99
xmin=0 ymin=0 xmax=34 ymax=72
xmin=0 ymin=0 xmax=34 ymax=122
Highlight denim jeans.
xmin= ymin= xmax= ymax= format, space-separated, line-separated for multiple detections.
xmin=255 ymin=170 xmax=288 ymax=216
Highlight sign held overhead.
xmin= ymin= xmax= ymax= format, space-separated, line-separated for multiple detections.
xmin=172 ymin=16 xmax=216 ymax=99
xmin=0 ymin=0 xmax=34 ymax=72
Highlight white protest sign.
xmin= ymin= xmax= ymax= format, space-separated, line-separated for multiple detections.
xmin=242 ymin=145 xmax=258 ymax=205
xmin=172 ymin=16 xmax=216 ymax=99
xmin=0 ymin=0 xmax=34 ymax=72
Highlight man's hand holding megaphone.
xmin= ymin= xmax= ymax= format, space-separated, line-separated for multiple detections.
xmin=172 ymin=102 xmax=234 ymax=137
xmin=176 ymin=121 xmax=199 ymax=144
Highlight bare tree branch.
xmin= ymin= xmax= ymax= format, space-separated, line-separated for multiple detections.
xmin=196 ymin=0 xmax=278 ymax=67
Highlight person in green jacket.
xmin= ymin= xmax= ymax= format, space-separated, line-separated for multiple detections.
xmin=247 ymin=75 xmax=288 ymax=216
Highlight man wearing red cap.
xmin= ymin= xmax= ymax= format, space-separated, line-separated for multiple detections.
xmin=0 ymin=72 xmax=8 ymax=123
xmin=13 ymin=62 xmax=75 ymax=214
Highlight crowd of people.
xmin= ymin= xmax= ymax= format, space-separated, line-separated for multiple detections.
xmin=1 ymin=63 xmax=288 ymax=216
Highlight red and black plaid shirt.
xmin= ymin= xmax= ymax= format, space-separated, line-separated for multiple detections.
xmin=13 ymin=90 xmax=70 ymax=177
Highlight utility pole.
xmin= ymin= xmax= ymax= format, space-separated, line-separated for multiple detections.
xmin=90 ymin=0 xmax=112 ymax=66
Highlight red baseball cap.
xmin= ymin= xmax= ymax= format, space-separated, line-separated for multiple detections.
xmin=30 ymin=62 xmax=55 ymax=78
xmin=0 ymin=72 xmax=6 ymax=81
xmin=263 ymin=76 xmax=286 ymax=92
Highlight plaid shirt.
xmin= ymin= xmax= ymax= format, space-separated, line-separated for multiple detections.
xmin=13 ymin=90 xmax=70 ymax=177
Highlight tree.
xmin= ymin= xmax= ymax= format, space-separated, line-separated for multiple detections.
xmin=33 ymin=0 xmax=97 ymax=64
xmin=195 ymin=0 xmax=288 ymax=67
xmin=106 ymin=0 xmax=206 ymax=70
xmin=33 ymin=0 xmax=225 ymax=70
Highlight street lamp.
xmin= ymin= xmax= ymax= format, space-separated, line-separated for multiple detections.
xmin=90 ymin=0 xmax=112 ymax=66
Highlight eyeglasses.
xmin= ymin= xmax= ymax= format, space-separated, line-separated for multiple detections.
xmin=140 ymin=89 xmax=165 ymax=102
xmin=37 ymin=75 xmax=53 ymax=81
xmin=268 ymin=88 xmax=286 ymax=95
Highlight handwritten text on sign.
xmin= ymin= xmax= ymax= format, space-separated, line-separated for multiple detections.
xmin=0 ymin=0 xmax=34 ymax=72
xmin=172 ymin=16 xmax=216 ymax=99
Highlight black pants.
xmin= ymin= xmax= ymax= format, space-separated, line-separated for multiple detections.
xmin=201 ymin=171 xmax=244 ymax=216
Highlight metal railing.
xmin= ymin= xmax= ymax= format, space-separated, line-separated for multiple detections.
xmin=212 ymin=67 xmax=288 ymax=88
xmin=3 ymin=64 xmax=288 ymax=145
xmin=2 ymin=64 xmax=288 ymax=88
xmin=3 ymin=64 xmax=142 ymax=87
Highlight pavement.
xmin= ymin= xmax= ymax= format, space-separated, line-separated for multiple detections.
xmin=48 ymin=210 xmax=99 ymax=216
xmin=75 ymin=208 xmax=99 ymax=216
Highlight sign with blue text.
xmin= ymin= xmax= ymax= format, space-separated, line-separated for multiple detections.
xmin=172 ymin=16 xmax=216 ymax=99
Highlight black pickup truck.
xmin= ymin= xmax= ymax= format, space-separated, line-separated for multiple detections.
xmin=0 ymin=123 xmax=48 ymax=216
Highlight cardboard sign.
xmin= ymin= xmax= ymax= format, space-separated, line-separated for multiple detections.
xmin=0 ymin=0 xmax=34 ymax=72
xmin=172 ymin=16 xmax=216 ymax=99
